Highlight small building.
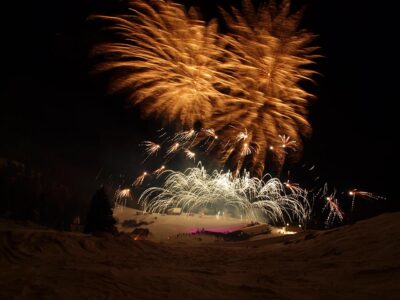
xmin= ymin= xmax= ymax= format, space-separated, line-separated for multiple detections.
xmin=226 ymin=223 xmax=271 ymax=241
xmin=240 ymin=223 xmax=271 ymax=236
xmin=70 ymin=216 xmax=84 ymax=232
xmin=166 ymin=207 xmax=182 ymax=215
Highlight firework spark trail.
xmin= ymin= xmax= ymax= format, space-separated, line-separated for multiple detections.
xmin=324 ymin=195 xmax=344 ymax=227
xmin=140 ymin=141 xmax=161 ymax=162
xmin=114 ymin=188 xmax=132 ymax=211
xmin=139 ymin=165 xmax=310 ymax=224
xmin=203 ymin=128 xmax=218 ymax=140
xmin=236 ymin=129 xmax=249 ymax=143
xmin=201 ymin=128 xmax=219 ymax=151
xmin=285 ymin=180 xmax=300 ymax=189
xmin=133 ymin=172 xmax=148 ymax=187
xmin=241 ymin=142 xmax=253 ymax=156
xmin=184 ymin=149 xmax=196 ymax=161
xmin=158 ymin=128 xmax=168 ymax=139
xmin=165 ymin=142 xmax=180 ymax=157
xmin=279 ymin=135 xmax=297 ymax=151
xmin=349 ymin=189 xmax=386 ymax=212
xmin=349 ymin=189 xmax=386 ymax=200
xmin=174 ymin=129 xmax=196 ymax=143
xmin=315 ymin=184 xmax=344 ymax=227
xmin=153 ymin=165 xmax=166 ymax=176
xmin=173 ymin=129 xmax=201 ymax=151
xmin=308 ymin=183 xmax=344 ymax=227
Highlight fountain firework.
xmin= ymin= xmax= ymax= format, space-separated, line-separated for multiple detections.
xmin=139 ymin=165 xmax=310 ymax=225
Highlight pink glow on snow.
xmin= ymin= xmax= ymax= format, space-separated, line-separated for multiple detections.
xmin=189 ymin=225 xmax=246 ymax=234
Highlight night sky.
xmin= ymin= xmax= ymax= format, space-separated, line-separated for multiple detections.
xmin=0 ymin=1 xmax=395 ymax=212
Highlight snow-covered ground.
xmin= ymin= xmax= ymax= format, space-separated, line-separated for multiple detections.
xmin=113 ymin=207 xmax=288 ymax=242
xmin=1 ymin=213 xmax=399 ymax=299
xmin=114 ymin=207 xmax=247 ymax=240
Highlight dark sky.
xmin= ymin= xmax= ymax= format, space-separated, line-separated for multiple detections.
xmin=0 ymin=0 xmax=395 ymax=209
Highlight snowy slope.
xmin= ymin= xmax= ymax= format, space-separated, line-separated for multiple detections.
xmin=1 ymin=213 xmax=399 ymax=299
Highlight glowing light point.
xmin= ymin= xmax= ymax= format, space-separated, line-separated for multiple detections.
xmin=134 ymin=171 xmax=148 ymax=187
xmin=166 ymin=142 xmax=180 ymax=156
xmin=153 ymin=165 xmax=166 ymax=176
xmin=185 ymin=149 xmax=196 ymax=161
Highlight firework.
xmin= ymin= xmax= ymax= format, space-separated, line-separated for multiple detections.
xmin=114 ymin=188 xmax=132 ymax=211
xmin=139 ymin=165 xmax=310 ymax=224
xmin=323 ymin=195 xmax=344 ymax=227
xmin=284 ymin=180 xmax=300 ymax=189
xmin=140 ymin=141 xmax=161 ymax=157
xmin=349 ymin=189 xmax=386 ymax=212
xmin=279 ymin=135 xmax=297 ymax=151
xmin=174 ymin=129 xmax=196 ymax=143
xmin=199 ymin=128 xmax=218 ymax=152
xmin=241 ymin=142 xmax=253 ymax=156
xmin=312 ymin=183 xmax=344 ymax=227
xmin=93 ymin=0 xmax=319 ymax=177
xmin=320 ymin=188 xmax=344 ymax=227
xmin=165 ymin=142 xmax=180 ymax=157
xmin=236 ymin=129 xmax=249 ymax=143
xmin=212 ymin=0 xmax=319 ymax=176
xmin=153 ymin=165 xmax=166 ymax=176
xmin=203 ymin=128 xmax=218 ymax=140
xmin=184 ymin=149 xmax=196 ymax=161
xmin=92 ymin=0 xmax=244 ymax=129
xmin=133 ymin=172 xmax=148 ymax=187
xmin=349 ymin=189 xmax=385 ymax=200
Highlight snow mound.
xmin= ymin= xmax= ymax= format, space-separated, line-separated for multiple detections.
xmin=0 ymin=213 xmax=399 ymax=299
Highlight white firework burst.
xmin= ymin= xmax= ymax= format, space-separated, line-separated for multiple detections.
xmin=139 ymin=164 xmax=310 ymax=224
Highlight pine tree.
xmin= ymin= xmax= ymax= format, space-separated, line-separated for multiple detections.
xmin=85 ymin=186 xmax=116 ymax=234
